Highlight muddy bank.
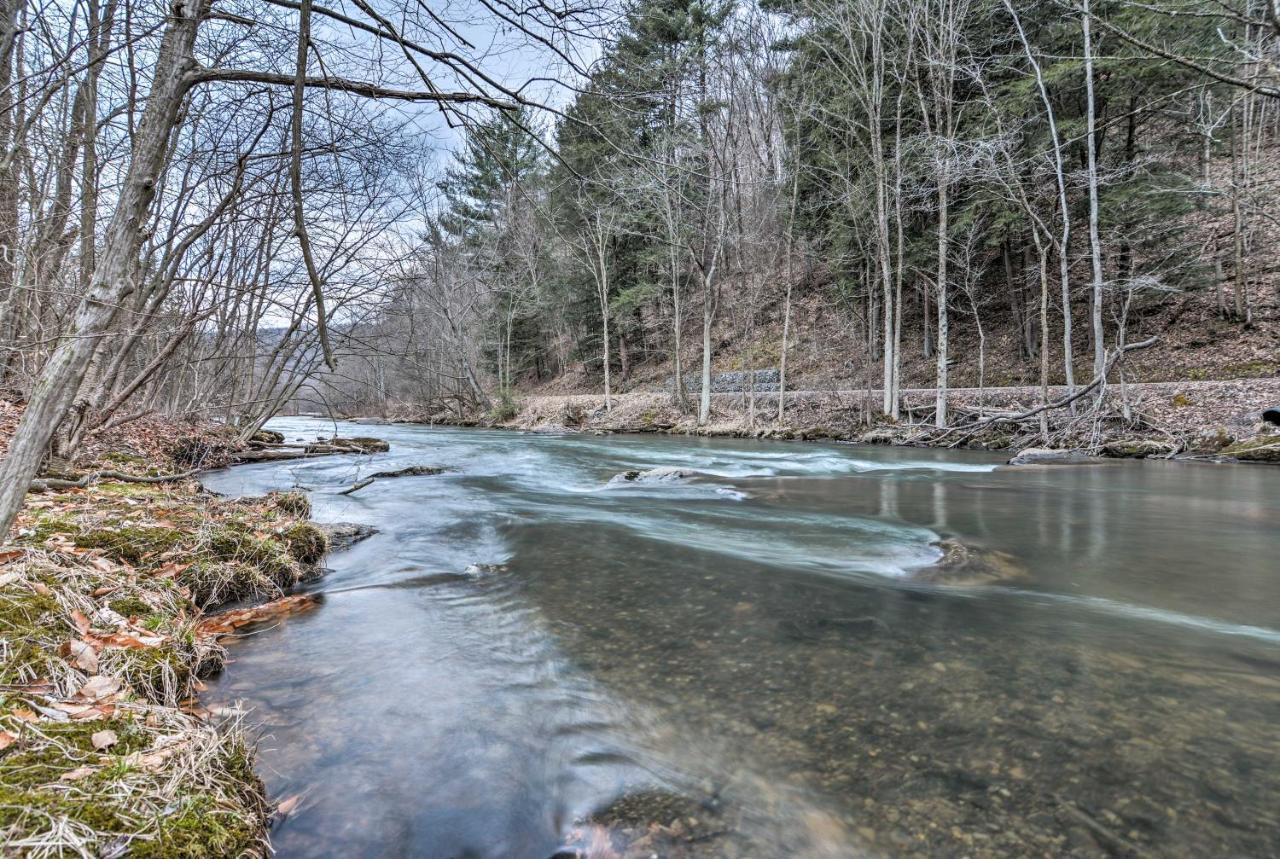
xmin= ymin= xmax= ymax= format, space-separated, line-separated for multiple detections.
xmin=0 ymin=429 xmax=359 ymax=855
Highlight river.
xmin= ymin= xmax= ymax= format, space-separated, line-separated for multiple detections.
xmin=200 ymin=417 xmax=1280 ymax=858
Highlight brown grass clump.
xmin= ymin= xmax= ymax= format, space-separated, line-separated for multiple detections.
xmin=2 ymin=473 xmax=328 ymax=856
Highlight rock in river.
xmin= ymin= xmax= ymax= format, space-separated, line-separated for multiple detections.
xmin=320 ymin=522 xmax=379 ymax=551
xmin=912 ymin=538 xmax=1029 ymax=587
xmin=1006 ymin=447 xmax=1099 ymax=466
xmin=607 ymin=466 xmax=701 ymax=486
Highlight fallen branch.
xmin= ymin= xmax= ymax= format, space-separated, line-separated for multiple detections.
xmin=29 ymin=469 xmax=198 ymax=493
xmin=338 ymin=464 xmax=444 ymax=495
xmin=930 ymin=336 xmax=1159 ymax=445
xmin=197 ymin=594 xmax=321 ymax=636
xmin=338 ymin=477 xmax=375 ymax=496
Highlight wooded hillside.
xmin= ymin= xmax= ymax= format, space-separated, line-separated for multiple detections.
xmin=1 ymin=0 xmax=1278 ymax=534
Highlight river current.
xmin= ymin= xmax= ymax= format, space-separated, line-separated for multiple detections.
xmin=201 ymin=418 xmax=1280 ymax=858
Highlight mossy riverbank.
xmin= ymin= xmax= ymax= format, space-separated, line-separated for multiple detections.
xmin=1 ymin=450 xmax=332 ymax=855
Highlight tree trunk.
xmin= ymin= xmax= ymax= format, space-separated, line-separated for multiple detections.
xmin=0 ymin=0 xmax=206 ymax=539
xmin=1082 ymin=0 xmax=1106 ymax=379
xmin=934 ymin=165 xmax=949 ymax=428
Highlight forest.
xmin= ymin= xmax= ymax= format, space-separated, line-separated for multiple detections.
xmin=0 ymin=0 xmax=1278 ymax=530
xmin=1 ymin=3 xmax=1280 ymax=857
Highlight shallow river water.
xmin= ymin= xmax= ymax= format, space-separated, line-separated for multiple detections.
xmin=201 ymin=418 xmax=1280 ymax=858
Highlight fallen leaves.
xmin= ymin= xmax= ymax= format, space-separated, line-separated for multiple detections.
xmin=70 ymin=610 xmax=92 ymax=637
xmin=197 ymin=594 xmax=320 ymax=636
xmin=60 ymin=638 xmax=99 ymax=673
xmin=124 ymin=734 xmax=193 ymax=772
xmin=76 ymin=674 xmax=122 ymax=703
xmin=0 ymin=548 xmax=23 ymax=565
xmin=91 ymin=729 xmax=118 ymax=750
xmin=274 ymin=794 xmax=303 ymax=819
xmin=0 ymin=730 xmax=15 ymax=751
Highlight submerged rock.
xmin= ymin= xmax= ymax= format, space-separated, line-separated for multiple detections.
xmin=1006 ymin=447 xmax=1098 ymax=466
xmin=912 ymin=538 xmax=1029 ymax=587
xmin=607 ymin=466 xmax=700 ymax=486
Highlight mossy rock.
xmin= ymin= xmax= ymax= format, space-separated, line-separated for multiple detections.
xmin=75 ymin=526 xmax=185 ymax=565
xmin=282 ymin=522 xmax=329 ymax=565
xmin=914 ymin=539 xmax=1029 ymax=587
xmin=249 ymin=429 xmax=284 ymax=445
xmin=1191 ymin=425 xmax=1234 ymax=452
xmin=1100 ymin=439 xmax=1176 ymax=459
xmin=129 ymin=792 xmax=263 ymax=858
xmin=106 ymin=642 xmax=194 ymax=704
xmin=1220 ymin=436 xmax=1280 ymax=463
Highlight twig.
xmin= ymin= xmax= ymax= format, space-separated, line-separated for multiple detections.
xmin=338 ymin=477 xmax=375 ymax=496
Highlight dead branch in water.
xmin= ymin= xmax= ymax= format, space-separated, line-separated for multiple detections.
xmin=339 ymin=465 xmax=445 ymax=495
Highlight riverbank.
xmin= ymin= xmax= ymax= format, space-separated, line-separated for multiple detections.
xmin=0 ymin=409 xmax=341 ymax=855
xmin=459 ymin=378 xmax=1280 ymax=461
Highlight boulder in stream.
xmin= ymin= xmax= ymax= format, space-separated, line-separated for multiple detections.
xmin=912 ymin=538 xmax=1029 ymax=587
xmin=607 ymin=466 xmax=701 ymax=486
xmin=1006 ymin=447 xmax=1098 ymax=466
xmin=320 ymin=522 xmax=379 ymax=552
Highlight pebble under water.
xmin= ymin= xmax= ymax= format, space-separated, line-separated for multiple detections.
xmin=200 ymin=418 xmax=1280 ymax=858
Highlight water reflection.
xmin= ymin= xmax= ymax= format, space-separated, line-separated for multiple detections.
xmin=202 ymin=419 xmax=1280 ymax=858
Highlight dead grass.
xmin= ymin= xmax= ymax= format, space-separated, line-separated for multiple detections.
xmin=1 ymin=477 xmax=324 ymax=855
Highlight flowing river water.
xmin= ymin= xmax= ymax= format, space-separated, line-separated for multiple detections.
xmin=200 ymin=417 xmax=1280 ymax=858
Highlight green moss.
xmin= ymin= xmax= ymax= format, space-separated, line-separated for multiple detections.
xmin=0 ymin=588 xmax=62 ymax=686
xmin=0 ymin=719 xmax=263 ymax=858
xmin=129 ymin=794 xmax=259 ymax=858
xmin=267 ymin=490 xmax=311 ymax=518
xmin=110 ymin=596 xmax=153 ymax=618
xmin=95 ymin=481 xmax=167 ymax=498
xmin=176 ymin=560 xmax=272 ymax=610
xmin=1220 ymin=360 xmax=1278 ymax=378
xmin=281 ymin=523 xmax=328 ymax=565
xmin=115 ymin=644 xmax=192 ymax=704
xmin=206 ymin=526 xmax=297 ymax=587
xmin=23 ymin=512 xmax=78 ymax=543
xmin=75 ymin=526 xmax=185 ymax=565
